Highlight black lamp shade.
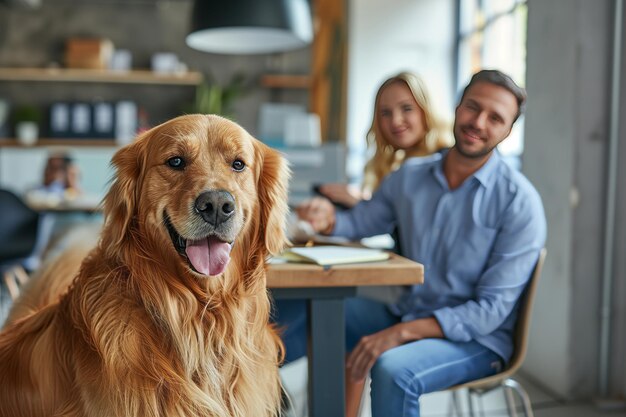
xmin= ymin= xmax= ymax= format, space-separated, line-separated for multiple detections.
xmin=186 ymin=0 xmax=313 ymax=55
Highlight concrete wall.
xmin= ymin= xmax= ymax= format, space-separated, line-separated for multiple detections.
xmin=524 ymin=0 xmax=626 ymax=399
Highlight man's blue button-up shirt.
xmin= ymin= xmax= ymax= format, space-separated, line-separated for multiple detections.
xmin=333 ymin=150 xmax=546 ymax=362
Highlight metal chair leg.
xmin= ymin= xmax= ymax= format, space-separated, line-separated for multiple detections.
xmin=467 ymin=388 xmax=488 ymax=417
xmin=448 ymin=390 xmax=462 ymax=417
xmin=14 ymin=265 xmax=29 ymax=286
xmin=466 ymin=388 xmax=476 ymax=417
xmin=3 ymin=265 xmax=30 ymax=301
xmin=503 ymin=378 xmax=534 ymax=417
xmin=477 ymin=392 xmax=486 ymax=417
xmin=4 ymin=270 xmax=20 ymax=300
xmin=504 ymin=384 xmax=518 ymax=417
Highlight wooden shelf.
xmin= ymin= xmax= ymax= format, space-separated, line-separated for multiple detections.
xmin=261 ymin=74 xmax=311 ymax=89
xmin=0 ymin=67 xmax=202 ymax=85
xmin=0 ymin=138 xmax=118 ymax=148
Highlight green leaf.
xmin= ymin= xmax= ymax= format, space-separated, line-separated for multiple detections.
xmin=187 ymin=72 xmax=250 ymax=118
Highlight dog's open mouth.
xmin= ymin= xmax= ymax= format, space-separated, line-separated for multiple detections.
xmin=164 ymin=213 xmax=233 ymax=276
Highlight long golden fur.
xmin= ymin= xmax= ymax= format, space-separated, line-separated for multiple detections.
xmin=0 ymin=114 xmax=290 ymax=417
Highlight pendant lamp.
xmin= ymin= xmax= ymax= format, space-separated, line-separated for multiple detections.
xmin=186 ymin=0 xmax=313 ymax=55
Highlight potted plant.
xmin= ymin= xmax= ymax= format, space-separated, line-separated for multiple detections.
xmin=13 ymin=105 xmax=42 ymax=146
xmin=186 ymin=72 xmax=248 ymax=120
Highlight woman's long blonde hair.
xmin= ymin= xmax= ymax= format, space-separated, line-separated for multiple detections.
xmin=362 ymin=72 xmax=452 ymax=192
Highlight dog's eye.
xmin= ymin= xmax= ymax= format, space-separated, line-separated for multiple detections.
xmin=167 ymin=157 xmax=186 ymax=170
xmin=232 ymin=159 xmax=245 ymax=172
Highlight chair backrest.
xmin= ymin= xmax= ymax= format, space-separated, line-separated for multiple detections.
xmin=0 ymin=189 xmax=40 ymax=264
xmin=450 ymin=248 xmax=547 ymax=390
xmin=506 ymin=248 xmax=547 ymax=374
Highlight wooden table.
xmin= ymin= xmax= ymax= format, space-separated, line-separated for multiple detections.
xmin=25 ymin=196 xmax=102 ymax=214
xmin=267 ymin=254 xmax=424 ymax=417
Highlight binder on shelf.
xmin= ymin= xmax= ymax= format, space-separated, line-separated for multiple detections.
xmin=49 ymin=102 xmax=71 ymax=138
xmin=92 ymin=101 xmax=115 ymax=138
xmin=70 ymin=102 xmax=92 ymax=138
xmin=115 ymin=101 xmax=138 ymax=145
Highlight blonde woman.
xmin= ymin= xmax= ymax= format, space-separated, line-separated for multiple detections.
xmin=317 ymin=71 xmax=452 ymax=208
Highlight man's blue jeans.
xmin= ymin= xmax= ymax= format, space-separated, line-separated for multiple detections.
xmin=273 ymin=297 xmax=503 ymax=417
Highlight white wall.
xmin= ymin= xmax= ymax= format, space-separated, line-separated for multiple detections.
xmin=345 ymin=0 xmax=455 ymax=182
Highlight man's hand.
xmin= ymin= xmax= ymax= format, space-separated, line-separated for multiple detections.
xmin=318 ymin=183 xmax=363 ymax=208
xmin=346 ymin=317 xmax=444 ymax=381
xmin=295 ymin=197 xmax=336 ymax=234
xmin=346 ymin=324 xmax=407 ymax=381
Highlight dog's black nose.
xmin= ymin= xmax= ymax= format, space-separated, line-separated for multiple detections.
xmin=194 ymin=190 xmax=235 ymax=226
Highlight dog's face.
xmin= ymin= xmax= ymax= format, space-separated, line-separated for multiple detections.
xmin=103 ymin=114 xmax=289 ymax=278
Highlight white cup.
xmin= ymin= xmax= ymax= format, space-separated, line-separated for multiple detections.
xmin=16 ymin=121 xmax=38 ymax=146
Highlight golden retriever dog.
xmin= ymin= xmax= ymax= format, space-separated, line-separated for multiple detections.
xmin=0 ymin=114 xmax=290 ymax=417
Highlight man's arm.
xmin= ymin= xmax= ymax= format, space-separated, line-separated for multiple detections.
xmin=433 ymin=187 xmax=547 ymax=342
xmin=297 ymin=172 xmax=400 ymax=239
xmin=346 ymin=317 xmax=444 ymax=381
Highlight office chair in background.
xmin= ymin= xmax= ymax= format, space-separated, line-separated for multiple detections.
xmin=0 ymin=189 xmax=44 ymax=323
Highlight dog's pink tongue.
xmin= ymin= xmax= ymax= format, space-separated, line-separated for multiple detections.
xmin=185 ymin=237 xmax=232 ymax=276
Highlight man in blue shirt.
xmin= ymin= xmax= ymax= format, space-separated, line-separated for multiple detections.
xmin=282 ymin=69 xmax=546 ymax=417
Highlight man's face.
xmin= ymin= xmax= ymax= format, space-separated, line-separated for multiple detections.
xmin=453 ymin=81 xmax=519 ymax=159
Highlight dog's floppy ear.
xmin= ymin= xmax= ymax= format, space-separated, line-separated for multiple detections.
xmin=102 ymin=132 xmax=149 ymax=250
xmin=254 ymin=139 xmax=290 ymax=256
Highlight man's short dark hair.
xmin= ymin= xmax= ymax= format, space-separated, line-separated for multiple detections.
xmin=460 ymin=69 xmax=527 ymax=122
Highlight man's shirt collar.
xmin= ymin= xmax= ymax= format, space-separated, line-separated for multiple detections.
xmin=431 ymin=148 xmax=501 ymax=190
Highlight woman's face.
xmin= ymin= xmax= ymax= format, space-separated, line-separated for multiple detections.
xmin=377 ymin=81 xmax=427 ymax=149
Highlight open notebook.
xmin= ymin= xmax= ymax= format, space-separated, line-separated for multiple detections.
xmin=281 ymin=246 xmax=390 ymax=266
